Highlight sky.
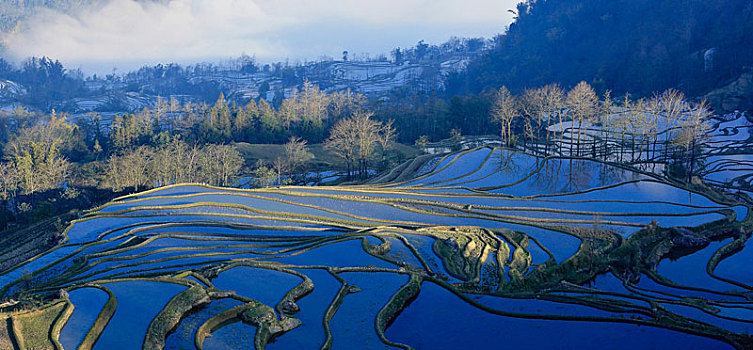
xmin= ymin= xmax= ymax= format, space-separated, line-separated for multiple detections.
xmin=1 ymin=0 xmax=517 ymax=74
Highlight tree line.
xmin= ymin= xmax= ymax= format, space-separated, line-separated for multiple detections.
xmin=0 ymin=80 xmax=400 ymax=229
xmin=489 ymin=81 xmax=712 ymax=181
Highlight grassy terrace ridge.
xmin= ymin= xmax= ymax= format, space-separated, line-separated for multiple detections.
xmin=0 ymin=145 xmax=752 ymax=349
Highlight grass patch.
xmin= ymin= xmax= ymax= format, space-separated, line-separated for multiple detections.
xmin=10 ymin=301 xmax=66 ymax=350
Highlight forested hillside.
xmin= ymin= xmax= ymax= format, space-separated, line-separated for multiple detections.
xmin=0 ymin=0 xmax=100 ymax=31
xmin=460 ymin=0 xmax=753 ymax=109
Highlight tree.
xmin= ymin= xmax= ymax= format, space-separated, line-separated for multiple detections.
xmin=565 ymin=81 xmax=598 ymax=156
xmin=614 ymin=94 xmax=633 ymax=162
xmin=198 ymin=144 xmax=243 ymax=186
xmin=200 ymin=93 xmax=232 ymax=143
xmin=257 ymin=99 xmax=281 ymax=142
xmin=283 ymin=136 xmax=312 ymax=175
xmin=278 ymin=99 xmax=298 ymax=130
xmin=650 ymin=89 xmax=686 ymax=158
xmin=415 ymin=135 xmax=430 ymax=153
xmin=233 ymin=100 xmax=256 ymax=141
xmin=0 ymin=162 xmax=19 ymax=201
xmin=325 ymin=110 xmax=393 ymax=179
xmin=252 ymin=160 xmax=278 ymax=188
xmin=105 ymin=146 xmax=154 ymax=191
xmin=354 ymin=111 xmax=383 ymax=177
xmin=541 ymin=84 xmax=565 ymax=154
xmin=377 ymin=120 xmax=397 ymax=169
xmin=4 ymin=113 xmax=74 ymax=196
xmin=450 ymin=128 xmax=463 ymax=151
xmin=520 ymin=87 xmax=546 ymax=141
xmin=598 ymin=90 xmax=613 ymax=160
xmin=297 ymin=80 xmax=329 ymax=122
xmin=674 ymin=100 xmax=711 ymax=181
xmin=326 ymin=116 xmax=359 ymax=179
xmin=490 ymin=86 xmax=519 ymax=146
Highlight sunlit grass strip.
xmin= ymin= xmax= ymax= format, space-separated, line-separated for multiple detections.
xmin=90 ymin=201 xmax=426 ymax=229
xmin=375 ymin=274 xmax=422 ymax=350
xmin=423 ymin=276 xmax=751 ymax=350
xmin=269 ymin=187 xmax=736 ymax=229
xmin=57 ymin=234 xmax=373 ymax=287
xmin=194 ymin=304 xmax=246 ymax=350
xmin=403 ymin=147 xmax=495 ymax=188
xmin=143 ymin=285 xmax=210 ymax=350
xmin=368 ymin=153 xmax=436 ymax=185
xmin=385 ymin=149 xmax=471 ymax=187
xmin=75 ymin=285 xmax=116 ymax=350
xmin=50 ymin=298 xmax=74 ymax=350
xmin=320 ymin=270 xmax=349 ymax=350
xmin=707 ymin=211 xmax=753 ymax=290
xmin=98 ymin=191 xmax=432 ymax=228
xmin=95 ymin=220 xmax=337 ymax=241
xmin=275 ymin=185 xmax=738 ymax=212
xmin=266 ymin=186 xmax=726 ymax=221
xmin=193 ymin=297 xmax=300 ymax=350
xmin=110 ymin=182 xmax=737 ymax=216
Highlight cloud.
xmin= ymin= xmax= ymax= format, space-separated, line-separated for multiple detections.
xmin=2 ymin=0 xmax=515 ymax=73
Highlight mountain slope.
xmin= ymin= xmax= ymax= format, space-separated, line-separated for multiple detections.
xmin=464 ymin=0 xmax=753 ymax=107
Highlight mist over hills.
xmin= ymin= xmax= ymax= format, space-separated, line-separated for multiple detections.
xmin=1 ymin=0 xmax=752 ymax=114
xmin=0 ymin=0 xmax=106 ymax=31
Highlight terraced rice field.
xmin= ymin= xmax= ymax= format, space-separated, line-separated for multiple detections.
xmin=1 ymin=140 xmax=752 ymax=349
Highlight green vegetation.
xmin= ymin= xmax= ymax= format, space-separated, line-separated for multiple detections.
xmin=7 ymin=301 xmax=67 ymax=350
xmin=143 ymin=285 xmax=210 ymax=350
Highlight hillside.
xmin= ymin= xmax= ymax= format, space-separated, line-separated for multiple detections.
xmin=0 ymin=42 xmax=483 ymax=112
xmin=462 ymin=0 xmax=753 ymax=111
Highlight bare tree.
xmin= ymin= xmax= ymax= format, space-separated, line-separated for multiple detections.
xmin=278 ymin=99 xmax=299 ymax=130
xmin=598 ymin=90 xmax=613 ymax=160
xmin=325 ymin=110 xmax=393 ymax=179
xmin=325 ymin=116 xmax=359 ymax=179
xmin=4 ymin=113 xmax=73 ymax=196
xmin=377 ymin=120 xmax=397 ymax=169
xmin=252 ymin=160 xmax=277 ymax=188
xmin=614 ymin=94 xmax=633 ymax=162
xmin=674 ymin=100 xmax=711 ymax=181
xmin=651 ymin=89 xmax=686 ymax=158
xmin=284 ymin=136 xmax=312 ymax=175
xmin=355 ymin=111 xmax=382 ymax=176
xmin=565 ymin=81 xmax=598 ymax=156
xmin=541 ymin=84 xmax=565 ymax=154
xmin=520 ymin=88 xmax=545 ymax=137
xmin=105 ymin=146 xmax=154 ymax=191
xmin=199 ymin=144 xmax=244 ymax=186
xmin=491 ymin=86 xmax=519 ymax=146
